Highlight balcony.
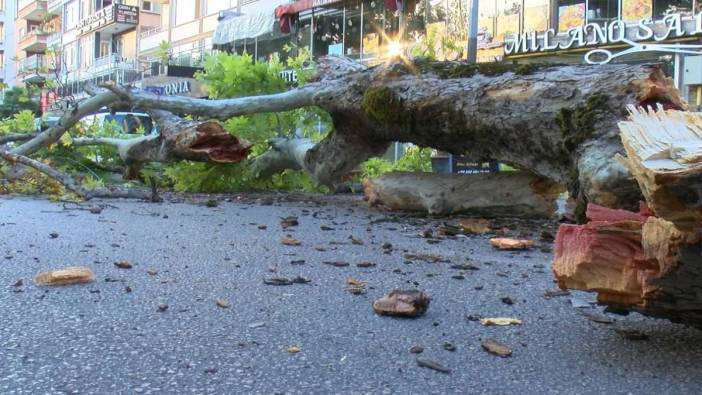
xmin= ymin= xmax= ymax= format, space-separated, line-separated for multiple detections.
xmin=47 ymin=0 xmax=65 ymax=15
xmin=18 ymin=31 xmax=48 ymax=52
xmin=18 ymin=1 xmax=48 ymax=22
xmin=18 ymin=54 xmax=55 ymax=75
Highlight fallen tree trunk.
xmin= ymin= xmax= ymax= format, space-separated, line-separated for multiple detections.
xmin=103 ymin=59 xmax=684 ymax=209
xmin=362 ymin=171 xmax=563 ymax=218
xmin=554 ymin=107 xmax=702 ymax=328
xmin=0 ymin=133 xmax=37 ymax=145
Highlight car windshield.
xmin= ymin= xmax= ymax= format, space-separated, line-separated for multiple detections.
xmin=103 ymin=114 xmax=154 ymax=134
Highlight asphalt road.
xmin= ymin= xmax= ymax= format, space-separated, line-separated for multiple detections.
xmin=1 ymin=195 xmax=701 ymax=395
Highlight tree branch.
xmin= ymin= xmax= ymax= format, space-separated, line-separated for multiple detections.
xmin=0 ymin=133 xmax=38 ymax=145
xmin=10 ymin=91 xmax=119 ymax=156
xmin=0 ymin=150 xmax=152 ymax=200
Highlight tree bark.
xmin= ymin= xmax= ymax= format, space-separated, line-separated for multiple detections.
xmin=553 ymin=107 xmax=702 ymax=328
xmin=103 ymin=59 xmax=683 ymax=208
xmin=0 ymin=133 xmax=37 ymax=145
xmin=362 ymin=171 xmax=564 ymax=218
xmin=73 ymin=110 xmax=252 ymax=167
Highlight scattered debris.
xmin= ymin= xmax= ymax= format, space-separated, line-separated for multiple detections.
xmin=404 ymin=253 xmax=450 ymax=263
xmin=581 ymin=311 xmax=614 ymax=324
xmin=49 ymin=232 xmax=59 ymax=238
xmin=451 ymin=275 xmax=465 ymax=280
xmin=34 ymin=266 xmax=95 ymax=286
xmin=544 ymin=290 xmax=571 ymax=298
xmin=257 ymin=224 xmax=267 ymax=230
xmin=501 ymin=296 xmax=515 ymax=305
xmin=481 ymin=339 xmax=512 ymax=357
xmin=324 ymin=261 xmax=350 ymax=267
xmin=409 ymin=345 xmax=424 ymax=354
xmin=124 ymin=286 xmax=132 ymax=293
xmin=263 ymin=276 xmax=310 ymax=286
xmin=416 ymin=357 xmax=450 ymax=373
xmin=345 ymin=277 xmax=367 ymax=295
xmin=114 ymin=260 xmax=133 ymax=269
xmin=450 ymin=263 xmax=479 ymax=271
xmin=373 ymin=290 xmax=430 ymax=318
xmin=443 ymin=341 xmax=456 ymax=352
xmin=290 ymin=259 xmax=305 ymax=265
xmin=281 ymin=235 xmax=301 ymax=246
xmin=320 ymin=225 xmax=334 ymax=231
xmin=248 ymin=322 xmax=266 ymax=329
xmin=615 ymin=328 xmax=649 ymax=340
xmin=157 ymin=303 xmax=169 ymax=312
xmin=349 ymin=235 xmax=364 ymax=245
xmin=280 ymin=216 xmax=299 ymax=228
xmin=458 ymin=218 xmax=492 ymax=234
xmin=357 ymin=261 xmax=376 ymax=268
xmin=204 ymin=367 xmax=218 ymax=374
xmin=12 ymin=279 xmax=23 ymax=287
xmin=490 ymin=238 xmax=534 ymax=250
xmin=205 ymin=199 xmax=218 ymax=207
xmin=479 ymin=317 xmax=522 ymax=326
xmin=216 ymin=298 xmax=230 ymax=308
xmin=287 ymin=345 xmax=301 ymax=354
xmin=147 ymin=270 xmax=158 ymax=276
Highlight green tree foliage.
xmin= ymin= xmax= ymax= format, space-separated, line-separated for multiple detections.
xmin=0 ymin=88 xmax=40 ymax=119
xmin=162 ymin=50 xmax=332 ymax=193
xmin=360 ymin=146 xmax=433 ymax=178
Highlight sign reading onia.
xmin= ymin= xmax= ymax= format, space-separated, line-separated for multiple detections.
xmin=505 ymin=13 xmax=702 ymax=57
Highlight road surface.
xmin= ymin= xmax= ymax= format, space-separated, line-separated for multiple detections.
xmin=1 ymin=195 xmax=701 ymax=394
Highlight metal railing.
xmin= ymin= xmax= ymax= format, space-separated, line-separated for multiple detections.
xmin=140 ymin=25 xmax=166 ymax=39
xmin=18 ymin=54 xmax=53 ymax=74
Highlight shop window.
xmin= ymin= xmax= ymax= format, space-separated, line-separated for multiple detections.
xmin=652 ymin=0 xmax=693 ymax=19
xmin=313 ymin=6 xmax=344 ymax=58
xmin=523 ymin=0 xmax=549 ymax=32
xmin=362 ymin=0 xmax=385 ymax=59
xmin=256 ymin=23 xmax=292 ymax=63
xmin=587 ymin=0 xmax=619 ymax=24
xmin=496 ymin=0 xmax=521 ymax=43
xmin=297 ymin=12 xmax=313 ymax=55
xmin=557 ymin=0 xmax=585 ymax=31
xmin=345 ymin=0 xmax=362 ymax=58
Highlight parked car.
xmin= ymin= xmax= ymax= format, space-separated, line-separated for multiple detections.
xmin=81 ymin=112 xmax=155 ymax=135
xmin=35 ymin=112 xmax=156 ymax=135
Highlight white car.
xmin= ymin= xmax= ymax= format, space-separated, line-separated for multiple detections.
xmin=81 ymin=112 xmax=155 ymax=135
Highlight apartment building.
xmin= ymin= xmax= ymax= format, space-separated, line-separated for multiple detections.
xmin=1 ymin=0 xmax=17 ymax=88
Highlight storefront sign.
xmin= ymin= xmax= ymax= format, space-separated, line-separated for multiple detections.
xmin=76 ymin=4 xmax=138 ymax=35
xmin=139 ymin=76 xmax=208 ymax=98
xmin=505 ymin=13 xmax=702 ymax=59
xmin=280 ymin=70 xmax=298 ymax=83
xmin=144 ymin=80 xmax=191 ymax=96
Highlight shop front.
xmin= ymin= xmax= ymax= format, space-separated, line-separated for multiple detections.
xmin=489 ymin=0 xmax=702 ymax=107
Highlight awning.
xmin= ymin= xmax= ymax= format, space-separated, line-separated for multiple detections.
xmin=213 ymin=13 xmax=275 ymax=45
xmin=275 ymin=0 xmax=401 ymax=33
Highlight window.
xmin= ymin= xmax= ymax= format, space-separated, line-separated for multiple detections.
xmin=556 ymin=0 xmax=586 ymax=31
xmin=587 ymin=0 xmax=619 ymax=24
xmin=362 ymin=0 xmax=385 ymax=59
xmin=523 ymin=0 xmax=549 ymax=32
xmin=0 ymin=23 xmax=4 ymax=43
xmin=653 ymin=0 xmax=693 ymax=19
xmin=205 ymin=0 xmax=235 ymax=15
xmin=312 ymin=6 xmax=344 ymax=58
xmin=175 ymin=0 xmax=200 ymax=25
xmin=344 ymin=0 xmax=362 ymax=58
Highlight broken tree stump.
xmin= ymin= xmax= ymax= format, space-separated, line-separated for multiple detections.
xmin=554 ymin=107 xmax=702 ymax=328
xmin=362 ymin=171 xmax=563 ymax=218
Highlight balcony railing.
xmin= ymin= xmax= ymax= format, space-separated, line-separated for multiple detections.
xmin=18 ymin=31 xmax=48 ymax=52
xmin=18 ymin=54 xmax=55 ymax=74
xmin=140 ymin=25 xmax=165 ymax=39
xmin=18 ymin=1 xmax=48 ymax=21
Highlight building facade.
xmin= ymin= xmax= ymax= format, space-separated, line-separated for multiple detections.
xmin=1 ymin=0 xmax=17 ymax=89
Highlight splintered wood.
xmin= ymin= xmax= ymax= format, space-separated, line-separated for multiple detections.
xmin=34 ymin=266 xmax=95 ymax=286
xmin=554 ymin=106 xmax=702 ymax=328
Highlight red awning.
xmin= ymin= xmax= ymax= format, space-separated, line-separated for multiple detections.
xmin=275 ymin=0 xmax=344 ymax=18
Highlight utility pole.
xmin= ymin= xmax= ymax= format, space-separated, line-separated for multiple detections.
xmin=466 ymin=0 xmax=479 ymax=64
